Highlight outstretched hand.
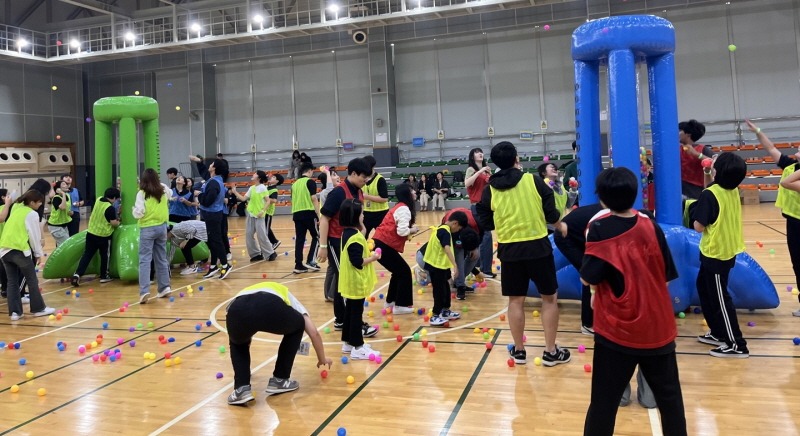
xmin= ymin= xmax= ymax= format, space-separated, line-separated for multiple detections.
xmin=744 ymin=119 xmax=759 ymax=133
xmin=317 ymin=358 xmax=332 ymax=369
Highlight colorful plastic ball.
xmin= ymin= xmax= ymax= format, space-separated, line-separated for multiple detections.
xmin=147 ymin=322 xmax=154 ymax=329
xmin=396 ymin=335 xmax=403 ymax=342
xmin=179 ymin=293 xmax=185 ymax=298
xmin=507 ymin=344 xmax=514 ymax=352
xmin=26 ymin=370 xmax=34 ymax=379
xmin=129 ymin=341 xmax=136 ymax=347
xmin=363 ymin=301 xmax=369 ymax=307
xmin=219 ymin=346 xmax=226 ymax=353
xmin=678 ymin=312 xmax=685 ymax=319
xmin=56 ymin=313 xmax=63 ymax=320
xmin=346 ymin=376 xmax=355 ymax=384
xmin=37 ymin=388 xmax=46 ymax=396
xmin=58 ymin=344 xmax=65 ymax=352
xmin=341 ymin=356 xmax=349 ymax=364
xmin=368 ymin=353 xmax=376 ymax=361
xmin=78 ymin=345 xmax=86 ymax=354
xmin=728 ymin=44 xmax=737 ymax=52
xmin=110 ymin=355 xmax=117 ymax=362
xmin=49 ymin=315 xmax=55 ymax=320
xmin=14 ymin=342 xmax=20 ymax=349
xmin=382 ymin=321 xmax=389 ymax=328
xmin=747 ymin=321 xmax=756 ymax=327
xmin=584 ymin=364 xmax=592 ymax=372
xmin=533 ymin=310 xmax=540 ymax=318
xmin=485 ymin=343 xmax=493 ymax=350
xmin=215 ymin=372 xmax=224 ymax=379
xmin=522 ymin=335 xmax=527 ymax=343
xmin=422 ymin=340 xmax=429 ymax=348
xmin=321 ymin=370 xmax=328 ymax=378
xmin=428 ymin=345 xmax=436 ymax=352
xmin=543 ymin=24 xmax=551 ymax=31
xmin=337 ymin=428 xmax=347 ymax=436
xmin=100 ymin=354 xmax=107 ymax=362
xmin=379 ymin=293 xmax=384 ymax=299
xmin=578 ymin=345 xmax=586 ymax=353
xmin=168 ymin=337 xmax=175 ymax=343
xmin=194 ymin=340 xmax=203 ymax=347
xmin=483 ymin=332 xmax=490 ymax=340
xmin=693 ymin=307 xmax=702 ymax=314
xmin=413 ymin=333 xmax=420 ymax=341
xmin=375 ymin=356 xmax=383 ymax=364
xmin=10 ymin=385 xmax=20 ymax=393
xmin=507 ymin=358 xmax=515 ymax=367
xmin=19 ymin=358 xmax=26 ymax=365
xmin=65 ymin=290 xmax=71 ymax=295
xmin=793 ymin=337 xmax=800 ymax=345
xmin=195 ymin=324 xmax=201 ymax=331
xmin=500 ymin=314 xmax=506 ymax=321
xmin=173 ymin=356 xmax=181 ymax=365
xmin=169 ymin=297 xmax=175 ymax=302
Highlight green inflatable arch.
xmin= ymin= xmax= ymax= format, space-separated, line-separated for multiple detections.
xmin=43 ymin=96 xmax=209 ymax=281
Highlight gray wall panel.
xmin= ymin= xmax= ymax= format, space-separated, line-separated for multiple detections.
xmin=540 ymin=30 xmax=575 ymax=133
xmin=0 ymin=114 xmax=25 ymax=142
xmin=395 ymin=41 xmax=438 ymax=141
xmin=25 ymin=114 xmax=53 ymax=142
xmin=156 ymin=69 xmax=192 ymax=169
xmin=487 ymin=32 xmax=540 ymax=135
xmin=24 ymin=67 xmax=52 ymax=116
xmin=216 ymin=62 xmax=252 ymax=153
xmin=336 ymin=50 xmax=372 ymax=146
xmin=438 ymin=40 xmax=486 ymax=138
xmin=294 ymin=53 xmax=337 ymax=147
xmin=0 ymin=63 xmax=24 ymax=114
xmin=253 ymin=58 xmax=294 ymax=152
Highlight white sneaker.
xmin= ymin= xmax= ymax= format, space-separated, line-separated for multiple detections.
xmin=21 ymin=296 xmax=30 ymax=304
xmin=139 ymin=293 xmax=150 ymax=304
xmin=383 ymin=301 xmax=395 ymax=309
xmin=350 ymin=344 xmax=380 ymax=360
xmin=793 ymin=309 xmax=800 ymax=317
xmin=392 ymin=306 xmax=415 ymax=315
xmin=33 ymin=307 xmax=55 ymax=317
xmin=157 ymin=287 xmax=173 ymax=298
xmin=226 ymin=253 xmax=233 ymax=262
xmin=10 ymin=312 xmax=22 ymax=321
xmin=413 ymin=265 xmax=429 ymax=284
xmin=180 ymin=267 xmax=196 ymax=275
xmin=342 ymin=343 xmax=353 ymax=354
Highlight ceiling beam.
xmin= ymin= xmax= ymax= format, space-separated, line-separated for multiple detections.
xmin=57 ymin=0 xmax=131 ymax=19
xmin=12 ymin=0 xmax=47 ymax=27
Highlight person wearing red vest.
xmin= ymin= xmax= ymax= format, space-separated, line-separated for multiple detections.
xmin=373 ymin=184 xmax=420 ymax=314
xmin=581 ymin=167 xmax=686 ymax=436
xmin=317 ymin=158 xmax=376 ymax=337
xmin=465 ymin=148 xmax=496 ymax=279
xmin=679 ymin=119 xmax=714 ymax=199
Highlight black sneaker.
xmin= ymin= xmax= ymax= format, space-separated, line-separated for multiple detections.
xmin=99 ymin=275 xmax=113 ymax=283
xmin=362 ymin=322 xmax=378 ymax=338
xmin=333 ymin=321 xmax=344 ymax=331
xmin=509 ymin=347 xmax=527 ymax=364
xmin=482 ymin=271 xmax=497 ymax=279
xmin=697 ymin=332 xmax=725 ymax=347
xmin=542 ymin=345 xmax=571 ymax=366
xmin=250 ymin=255 xmax=264 ymax=262
xmin=218 ymin=265 xmax=232 ymax=280
xmin=456 ymin=286 xmax=468 ymax=300
xmin=272 ymin=241 xmax=282 ymax=251
xmin=293 ymin=266 xmax=309 ymax=274
xmin=709 ymin=345 xmax=749 ymax=358
xmin=305 ymin=262 xmax=321 ymax=272
xmin=203 ymin=266 xmax=219 ymax=279
xmin=268 ymin=252 xmax=278 ymax=261
xmin=71 ymin=274 xmax=80 ymax=287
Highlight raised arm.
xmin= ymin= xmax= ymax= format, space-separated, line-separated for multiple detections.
xmin=745 ymin=119 xmax=782 ymax=162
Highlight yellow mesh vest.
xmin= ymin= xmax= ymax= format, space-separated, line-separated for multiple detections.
xmin=423 ymin=224 xmax=453 ymax=269
xmin=490 ymin=173 xmax=547 ymax=243
xmin=776 ymin=163 xmax=800 ymax=220
xmin=363 ymin=173 xmax=389 ymax=212
xmin=245 ymin=185 xmax=268 ymax=217
xmin=291 ymin=177 xmax=314 ymax=213
xmin=138 ymin=191 xmax=169 ymax=228
xmin=238 ymin=282 xmax=291 ymax=305
xmin=338 ymin=231 xmax=377 ymax=299
xmin=266 ymin=187 xmax=278 ymax=216
xmin=47 ymin=193 xmax=72 ymax=226
xmin=87 ymin=199 xmax=115 ymax=237
xmin=699 ymin=185 xmax=745 ymax=261
xmin=0 ymin=205 xmax=34 ymax=252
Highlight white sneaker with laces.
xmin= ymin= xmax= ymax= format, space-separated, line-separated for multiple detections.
xmin=33 ymin=307 xmax=55 ymax=317
xmin=157 ymin=287 xmax=173 ymax=298
xmin=21 ymin=296 xmax=30 ymax=304
xmin=180 ymin=267 xmax=196 ymax=275
xmin=10 ymin=312 xmax=22 ymax=321
xmin=793 ymin=309 xmax=800 ymax=317
xmin=384 ymin=301 xmax=395 ymax=309
xmin=139 ymin=293 xmax=150 ymax=304
xmin=342 ymin=343 xmax=353 ymax=354
xmin=392 ymin=306 xmax=415 ymax=315
xmin=350 ymin=344 xmax=380 ymax=360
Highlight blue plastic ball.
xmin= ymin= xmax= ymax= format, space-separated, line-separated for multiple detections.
xmin=75 ymin=292 xmax=80 ymax=297
xmin=65 ymin=290 xmax=71 ymax=295
xmin=198 ymin=286 xmax=204 ymax=291
xmin=496 ymin=266 xmax=501 ymax=271
xmin=19 ymin=358 xmax=26 ymax=365
xmin=195 ymin=324 xmax=201 ymax=331
xmin=284 ymin=252 xmax=289 ymax=256
xmin=341 ymin=356 xmax=349 ymax=364
xmin=109 ymin=355 xmax=117 ymax=362
xmin=205 ymin=320 xmax=212 ymax=327
xmin=14 ymin=342 xmax=20 ymax=349
xmin=0 ymin=342 xmax=5 ymax=348
xmin=378 ymin=293 xmax=384 ymax=299
xmin=168 ymin=337 xmax=176 ymax=342
xmin=338 ymin=428 xmax=347 ymax=436
xmin=794 ymin=337 xmax=800 ymax=346
xmin=693 ymin=307 xmax=702 ymax=314
xmin=58 ymin=344 xmax=65 ymax=352
xmin=195 ymin=340 xmax=202 ymax=347
xmin=57 ymin=341 xmax=63 ymax=347
xmin=363 ymin=301 xmax=369 ymax=307
xmin=169 ymin=297 xmax=175 ymax=302
xmin=507 ymin=344 xmax=514 ymax=352
xmin=102 ymin=322 xmax=109 ymax=329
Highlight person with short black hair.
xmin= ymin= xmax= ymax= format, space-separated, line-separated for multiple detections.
xmin=373 ymin=183 xmax=420 ymax=313
xmin=431 ymin=172 xmax=450 ymax=211
xmin=195 ymin=158 xmax=232 ymax=280
xmin=166 ymin=167 xmax=179 ymax=189
xmin=233 ymin=171 xmax=275 ymax=262
xmin=338 ymin=199 xmax=382 ymax=360
xmin=679 ymin=119 xmax=714 ymax=199
xmin=440 ymin=207 xmax=484 ymax=300
xmin=423 ymin=210 xmax=466 ymax=326
xmin=476 ymin=141 xmax=569 ymax=366
xmin=361 ymin=155 xmax=390 ymax=237
xmin=71 ymin=188 xmax=121 ymax=287
xmin=317 ymin=158 xmax=376 ymax=337
xmin=168 ymin=175 xmax=196 ymax=223
xmin=265 ymin=173 xmax=284 ymax=251
xmin=690 ymin=152 xmax=749 ymax=358
xmin=291 ymin=162 xmax=321 ymax=273
xmin=47 ymin=180 xmax=73 ymax=247
xmin=581 ymin=167 xmax=686 ymax=435
xmin=539 ymin=162 xmax=569 ymax=220
xmin=61 ymin=174 xmax=84 ymax=237
xmin=318 ymin=167 xmax=340 ymax=302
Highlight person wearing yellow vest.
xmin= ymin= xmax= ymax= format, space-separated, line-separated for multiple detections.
xmin=538 ymin=162 xmax=569 ymax=220
xmin=475 ymin=141 xmax=569 ymax=366
xmin=689 ymin=152 xmax=749 ymax=358
xmin=337 ymin=199 xmax=383 ymax=360
xmin=264 ymin=173 xmax=284 ymax=252
xmin=132 ymin=169 xmax=172 ymax=304
xmin=225 ymin=281 xmax=332 ymax=405
xmin=0 ymin=190 xmax=55 ymax=320
xmin=0 ymin=189 xmax=8 ymax=298
xmin=291 ymin=162 xmax=320 ymax=274
xmin=361 ymin=155 xmax=390 ymax=238
xmin=47 ymin=180 xmax=73 ymax=247
xmin=745 ymin=120 xmax=800 ymax=317
xmin=233 ymin=171 xmax=276 ymax=263
xmin=71 ymin=188 xmax=121 ymax=287
xmin=423 ymin=211 xmax=466 ymax=327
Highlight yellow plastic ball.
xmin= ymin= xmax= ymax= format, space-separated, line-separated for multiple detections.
xmin=368 ymin=310 xmax=374 ymax=317
xmin=37 ymin=388 xmax=46 ymax=396
xmin=10 ymin=385 xmax=20 ymax=393
xmin=26 ymin=371 xmax=34 ymax=379
xmin=175 ymin=106 xmax=181 ymax=111
xmin=134 ymin=90 xmax=140 ymax=95
xmin=420 ymin=328 xmax=428 ymax=336
xmin=71 ymin=289 xmax=77 ymax=295
xmin=174 ymin=356 xmax=182 ymax=365
xmin=533 ymin=357 xmax=542 ymax=366
xmin=91 ymin=341 xmax=98 ymax=348
xmin=473 ymin=328 xmax=480 ymax=333
xmin=488 ymin=328 xmax=496 ymax=335
xmin=346 ymin=375 xmax=355 ymax=384
xmin=793 ymin=289 xmax=799 ymax=296
xmin=418 ymin=289 xmax=424 ymax=295
xmin=165 ymin=358 xmax=173 ymax=367
xmin=143 ymin=352 xmax=150 ymax=359
xmin=48 ymin=315 xmax=55 ymax=320
xmin=532 ymin=310 xmax=540 ymax=318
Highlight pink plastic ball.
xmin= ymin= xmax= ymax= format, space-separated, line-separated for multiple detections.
xmin=543 ymin=24 xmax=551 ymax=31
xmin=578 ymin=345 xmax=586 ymax=353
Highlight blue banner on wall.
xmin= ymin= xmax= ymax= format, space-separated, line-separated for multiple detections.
xmin=412 ymin=137 xmax=425 ymax=147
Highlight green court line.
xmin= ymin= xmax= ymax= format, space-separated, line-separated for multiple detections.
xmin=439 ymin=328 xmax=502 ymax=436
xmin=310 ymin=326 xmax=422 ymax=436
xmin=0 ymin=330 xmax=220 ymax=435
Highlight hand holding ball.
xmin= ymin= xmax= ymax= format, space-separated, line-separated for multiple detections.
xmin=701 ymin=158 xmax=713 ymax=169
xmin=374 ymin=247 xmax=382 ymax=259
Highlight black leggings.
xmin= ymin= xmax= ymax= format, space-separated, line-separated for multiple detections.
xmin=584 ymin=340 xmax=686 ymax=436
xmin=342 ymin=297 xmax=365 ymax=347
xmin=226 ymin=293 xmax=305 ymax=388
xmin=201 ymin=210 xmax=227 ymax=266
xmin=293 ymin=216 xmax=319 ymax=269
xmin=375 ymin=240 xmax=413 ymax=307
xmin=787 ymin=215 xmax=800 ymax=299
xmin=428 ymin=266 xmax=451 ymax=315
xmin=182 ymin=239 xmax=201 ymax=264
xmin=265 ymin=214 xmax=279 ymax=244
xmin=75 ymin=233 xmax=111 ymax=277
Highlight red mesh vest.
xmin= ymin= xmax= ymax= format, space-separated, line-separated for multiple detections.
xmin=328 ymin=182 xmax=364 ymax=239
xmin=467 ymin=171 xmax=489 ymax=204
xmin=680 ymin=144 xmax=706 ymax=188
xmin=372 ymin=203 xmax=408 ymax=253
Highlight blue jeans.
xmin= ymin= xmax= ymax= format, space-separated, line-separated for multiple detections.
xmin=139 ymin=224 xmax=170 ymax=296
xmin=453 ymin=245 xmax=479 ymax=288
xmin=472 ymin=204 xmax=494 ymax=273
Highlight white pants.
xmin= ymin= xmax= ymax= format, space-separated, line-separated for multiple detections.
xmin=419 ymin=191 xmax=430 ymax=210
xmin=432 ymin=193 xmax=447 ymax=210
xmin=245 ymin=215 xmax=273 ymax=259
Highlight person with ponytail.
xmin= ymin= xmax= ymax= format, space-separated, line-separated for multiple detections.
xmin=132 ymin=169 xmax=172 ymax=304
xmin=372 ymin=183 xmax=420 ymax=314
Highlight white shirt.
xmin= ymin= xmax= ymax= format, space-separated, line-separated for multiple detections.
xmin=0 ymin=209 xmax=44 ymax=259
xmin=244 ymin=185 xmax=268 ymax=217
xmin=393 ymin=205 xmax=413 ymax=237
xmin=132 ymin=183 xmax=171 ymax=219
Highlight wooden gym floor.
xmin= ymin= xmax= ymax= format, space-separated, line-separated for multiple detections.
xmin=0 ymin=203 xmax=798 ymax=435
